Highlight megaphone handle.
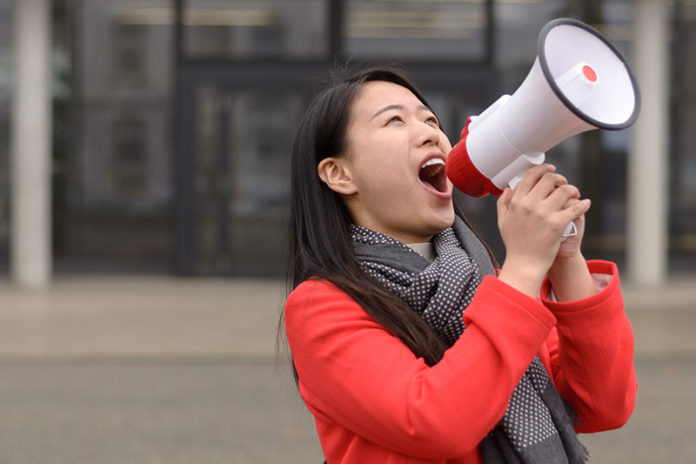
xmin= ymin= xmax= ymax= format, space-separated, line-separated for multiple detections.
xmin=561 ymin=221 xmax=577 ymax=242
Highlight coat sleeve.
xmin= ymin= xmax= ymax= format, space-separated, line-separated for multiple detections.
xmin=540 ymin=260 xmax=637 ymax=433
xmin=285 ymin=275 xmax=557 ymax=459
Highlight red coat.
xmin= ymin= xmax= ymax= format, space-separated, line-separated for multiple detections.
xmin=284 ymin=261 xmax=637 ymax=463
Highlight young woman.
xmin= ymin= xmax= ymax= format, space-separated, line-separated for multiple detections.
xmin=283 ymin=67 xmax=636 ymax=464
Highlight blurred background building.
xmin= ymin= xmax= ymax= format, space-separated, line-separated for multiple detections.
xmin=0 ymin=0 xmax=694 ymax=285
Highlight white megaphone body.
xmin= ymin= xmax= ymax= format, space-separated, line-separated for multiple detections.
xmin=446 ymin=18 xmax=640 ymax=232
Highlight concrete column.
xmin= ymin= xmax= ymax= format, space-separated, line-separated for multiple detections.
xmin=11 ymin=0 xmax=52 ymax=289
xmin=627 ymin=0 xmax=669 ymax=286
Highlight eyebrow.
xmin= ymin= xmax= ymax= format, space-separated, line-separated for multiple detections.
xmin=370 ymin=103 xmax=431 ymax=121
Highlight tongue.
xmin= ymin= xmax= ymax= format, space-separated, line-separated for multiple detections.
xmin=419 ymin=164 xmax=444 ymax=191
xmin=420 ymin=164 xmax=441 ymax=180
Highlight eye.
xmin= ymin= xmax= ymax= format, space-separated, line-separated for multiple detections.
xmin=426 ymin=115 xmax=439 ymax=126
xmin=386 ymin=115 xmax=403 ymax=125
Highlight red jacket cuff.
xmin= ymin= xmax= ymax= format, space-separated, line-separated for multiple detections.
xmin=540 ymin=260 xmax=620 ymax=313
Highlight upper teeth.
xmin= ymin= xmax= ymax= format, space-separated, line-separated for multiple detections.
xmin=421 ymin=158 xmax=445 ymax=169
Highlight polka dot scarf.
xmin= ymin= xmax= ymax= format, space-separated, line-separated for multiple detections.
xmin=351 ymin=217 xmax=588 ymax=464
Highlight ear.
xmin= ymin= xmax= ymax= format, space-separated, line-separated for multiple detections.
xmin=317 ymin=157 xmax=358 ymax=196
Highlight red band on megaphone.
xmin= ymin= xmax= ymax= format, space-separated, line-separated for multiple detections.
xmin=445 ymin=118 xmax=504 ymax=198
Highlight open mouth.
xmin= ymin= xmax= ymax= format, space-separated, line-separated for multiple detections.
xmin=419 ymin=158 xmax=449 ymax=194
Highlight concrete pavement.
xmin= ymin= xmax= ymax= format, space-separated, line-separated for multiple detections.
xmin=1 ymin=274 xmax=694 ymax=359
xmin=0 ymin=274 xmax=694 ymax=463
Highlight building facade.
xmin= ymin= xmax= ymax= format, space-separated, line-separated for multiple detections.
xmin=1 ymin=0 xmax=695 ymax=279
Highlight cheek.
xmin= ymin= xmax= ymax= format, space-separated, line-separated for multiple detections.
xmin=351 ymin=146 xmax=410 ymax=187
xmin=440 ymin=131 xmax=453 ymax=154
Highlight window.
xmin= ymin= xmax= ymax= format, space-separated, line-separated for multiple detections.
xmin=344 ymin=0 xmax=487 ymax=61
xmin=57 ymin=0 xmax=175 ymax=271
xmin=183 ymin=0 xmax=328 ymax=59
xmin=111 ymin=118 xmax=147 ymax=195
xmin=111 ymin=24 xmax=147 ymax=87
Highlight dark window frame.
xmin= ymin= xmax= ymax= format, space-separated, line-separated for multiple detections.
xmin=173 ymin=0 xmax=499 ymax=275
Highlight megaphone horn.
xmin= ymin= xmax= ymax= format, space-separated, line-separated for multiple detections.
xmin=446 ymin=18 xmax=641 ymax=198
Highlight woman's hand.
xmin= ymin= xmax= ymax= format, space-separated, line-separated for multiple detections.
xmin=556 ymin=198 xmax=587 ymax=260
xmin=496 ymin=164 xmax=591 ymax=297
xmin=548 ymin=198 xmax=597 ymax=301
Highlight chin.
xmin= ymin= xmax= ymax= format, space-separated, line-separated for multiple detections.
xmin=436 ymin=206 xmax=456 ymax=227
xmin=425 ymin=210 xmax=456 ymax=236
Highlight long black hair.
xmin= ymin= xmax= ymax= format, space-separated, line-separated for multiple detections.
xmin=285 ymin=66 xmax=493 ymax=369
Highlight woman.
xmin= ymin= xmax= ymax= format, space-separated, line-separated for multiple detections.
xmin=283 ymin=66 xmax=636 ymax=464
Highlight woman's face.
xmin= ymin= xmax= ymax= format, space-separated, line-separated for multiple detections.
xmin=338 ymin=80 xmax=455 ymax=243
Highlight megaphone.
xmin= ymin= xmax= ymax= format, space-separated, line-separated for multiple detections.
xmin=446 ymin=18 xmax=640 ymax=201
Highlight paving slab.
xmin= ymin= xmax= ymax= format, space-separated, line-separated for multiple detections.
xmin=0 ymin=274 xmax=694 ymax=359
xmin=0 ymin=356 xmax=692 ymax=463
xmin=0 ymin=275 xmax=694 ymax=463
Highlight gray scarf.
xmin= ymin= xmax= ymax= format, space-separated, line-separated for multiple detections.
xmin=351 ymin=217 xmax=588 ymax=464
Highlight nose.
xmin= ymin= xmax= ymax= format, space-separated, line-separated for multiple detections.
xmin=417 ymin=120 xmax=441 ymax=147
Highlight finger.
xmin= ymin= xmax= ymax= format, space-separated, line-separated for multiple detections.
xmin=544 ymin=184 xmax=581 ymax=211
xmin=527 ymin=173 xmax=570 ymax=203
xmin=497 ymin=187 xmax=512 ymax=218
xmin=561 ymin=197 xmax=583 ymax=210
xmin=558 ymin=198 xmax=591 ymax=224
xmin=512 ymin=164 xmax=555 ymax=197
xmin=571 ymin=198 xmax=591 ymax=218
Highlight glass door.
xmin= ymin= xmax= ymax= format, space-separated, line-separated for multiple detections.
xmin=190 ymin=86 xmax=302 ymax=275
